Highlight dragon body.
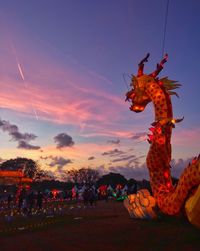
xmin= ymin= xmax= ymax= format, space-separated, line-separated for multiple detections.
xmin=124 ymin=54 xmax=200 ymax=219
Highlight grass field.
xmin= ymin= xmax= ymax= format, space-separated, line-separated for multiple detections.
xmin=0 ymin=200 xmax=200 ymax=251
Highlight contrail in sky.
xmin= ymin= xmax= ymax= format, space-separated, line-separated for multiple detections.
xmin=10 ymin=41 xmax=39 ymax=120
xmin=17 ymin=62 xmax=25 ymax=81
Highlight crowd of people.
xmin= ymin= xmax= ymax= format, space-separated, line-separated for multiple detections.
xmin=17 ymin=189 xmax=44 ymax=214
xmin=0 ymin=183 xmax=138 ymax=218
xmin=0 ymin=189 xmax=45 ymax=216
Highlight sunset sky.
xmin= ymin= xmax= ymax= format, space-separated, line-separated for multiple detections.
xmin=0 ymin=0 xmax=200 ymax=180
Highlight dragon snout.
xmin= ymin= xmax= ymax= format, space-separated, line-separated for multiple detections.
xmin=130 ymin=104 xmax=144 ymax=113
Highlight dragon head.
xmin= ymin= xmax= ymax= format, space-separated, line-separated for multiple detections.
xmin=126 ymin=74 xmax=152 ymax=112
xmin=126 ymin=53 xmax=168 ymax=113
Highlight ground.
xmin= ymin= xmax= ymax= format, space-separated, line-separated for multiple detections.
xmin=0 ymin=200 xmax=200 ymax=251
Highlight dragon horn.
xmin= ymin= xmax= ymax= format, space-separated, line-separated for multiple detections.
xmin=150 ymin=54 xmax=168 ymax=78
xmin=137 ymin=53 xmax=150 ymax=77
xmin=174 ymin=117 xmax=184 ymax=123
xmin=171 ymin=117 xmax=184 ymax=124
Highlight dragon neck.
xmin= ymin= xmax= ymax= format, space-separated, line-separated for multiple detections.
xmin=146 ymin=82 xmax=174 ymax=192
xmin=147 ymin=82 xmax=173 ymax=122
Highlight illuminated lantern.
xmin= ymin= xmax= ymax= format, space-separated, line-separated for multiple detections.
xmin=98 ymin=185 xmax=108 ymax=198
xmin=124 ymin=189 xmax=157 ymax=219
xmin=52 ymin=189 xmax=58 ymax=198
xmin=124 ymin=54 xmax=200 ymax=226
xmin=116 ymin=184 xmax=122 ymax=189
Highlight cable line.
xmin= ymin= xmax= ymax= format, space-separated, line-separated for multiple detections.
xmin=161 ymin=0 xmax=170 ymax=57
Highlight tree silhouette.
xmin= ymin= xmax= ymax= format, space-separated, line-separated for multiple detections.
xmin=67 ymin=168 xmax=99 ymax=185
xmin=97 ymin=172 xmax=127 ymax=188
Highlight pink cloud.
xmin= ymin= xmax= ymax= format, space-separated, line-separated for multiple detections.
xmin=80 ymin=129 xmax=135 ymax=138
xmin=0 ymin=27 xmax=150 ymax=141
xmin=0 ymin=44 xmax=129 ymax=138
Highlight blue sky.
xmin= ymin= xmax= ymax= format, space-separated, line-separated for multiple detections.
xmin=0 ymin=0 xmax=200 ymax=179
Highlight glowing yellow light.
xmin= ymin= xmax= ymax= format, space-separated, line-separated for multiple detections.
xmin=171 ymin=119 xmax=175 ymax=124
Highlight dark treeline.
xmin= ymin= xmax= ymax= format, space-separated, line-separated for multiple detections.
xmin=0 ymin=157 xmax=179 ymax=193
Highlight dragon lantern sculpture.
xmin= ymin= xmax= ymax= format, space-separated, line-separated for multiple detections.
xmin=124 ymin=53 xmax=200 ymax=227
